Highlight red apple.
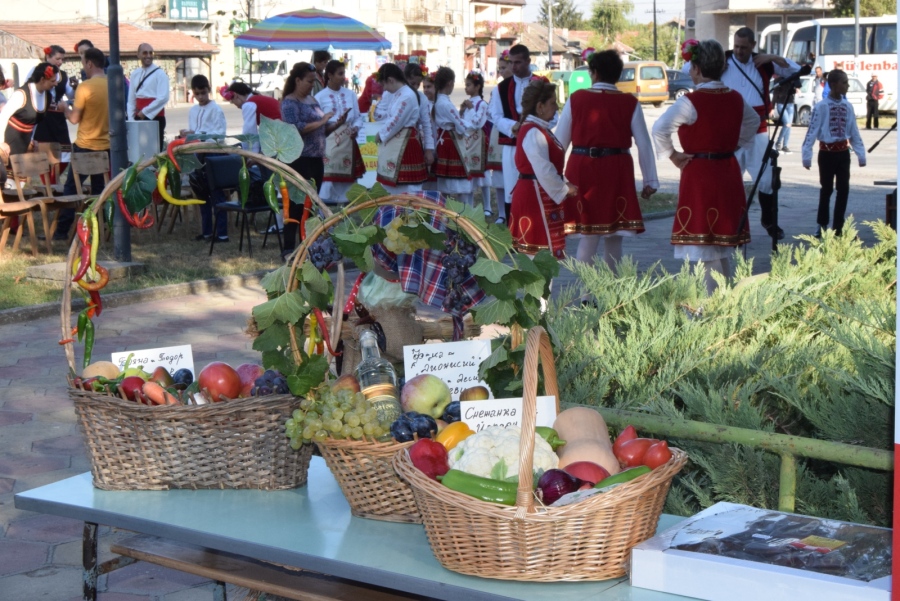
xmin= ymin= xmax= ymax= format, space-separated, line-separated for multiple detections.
xmin=235 ymin=363 xmax=265 ymax=398
xmin=562 ymin=461 xmax=611 ymax=486
xmin=198 ymin=362 xmax=242 ymax=402
xmin=119 ymin=376 xmax=147 ymax=402
xmin=332 ymin=374 xmax=361 ymax=394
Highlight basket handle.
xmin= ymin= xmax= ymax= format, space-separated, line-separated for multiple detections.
xmin=514 ymin=326 xmax=560 ymax=517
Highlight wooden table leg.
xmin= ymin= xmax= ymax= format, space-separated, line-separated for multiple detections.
xmin=83 ymin=522 xmax=99 ymax=601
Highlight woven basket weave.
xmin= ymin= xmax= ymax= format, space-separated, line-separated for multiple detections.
xmin=286 ymin=194 xmax=498 ymax=523
xmin=394 ymin=326 xmax=688 ymax=581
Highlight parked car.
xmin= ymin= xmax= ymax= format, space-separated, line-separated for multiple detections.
xmin=780 ymin=75 xmax=867 ymax=126
xmin=666 ymin=69 xmax=694 ymax=100
xmin=617 ymin=61 xmax=669 ymax=106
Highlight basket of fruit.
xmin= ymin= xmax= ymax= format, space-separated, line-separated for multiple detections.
xmin=393 ymin=326 xmax=688 ymax=582
xmin=263 ymin=191 xmax=516 ymax=523
xmin=60 ymin=146 xmax=324 ymax=491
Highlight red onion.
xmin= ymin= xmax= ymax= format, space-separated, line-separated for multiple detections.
xmin=536 ymin=469 xmax=584 ymax=505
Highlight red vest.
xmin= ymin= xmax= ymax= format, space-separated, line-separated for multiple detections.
xmin=678 ymin=89 xmax=744 ymax=154
xmin=246 ymin=94 xmax=281 ymax=124
xmin=568 ymin=89 xmax=637 ymax=149
xmin=514 ymin=122 xmax=565 ymax=177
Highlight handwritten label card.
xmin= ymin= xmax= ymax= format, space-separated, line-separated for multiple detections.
xmin=111 ymin=345 xmax=194 ymax=375
xmin=461 ymin=396 xmax=558 ymax=432
xmin=403 ymin=340 xmax=492 ymax=400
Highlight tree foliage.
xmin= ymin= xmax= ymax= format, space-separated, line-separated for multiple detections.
xmin=538 ymin=0 xmax=587 ymax=30
xmin=831 ymin=0 xmax=896 ymax=17
xmin=590 ymin=0 xmax=634 ymax=43
xmin=546 ymin=219 xmax=896 ymax=526
xmin=622 ymin=22 xmax=683 ymax=65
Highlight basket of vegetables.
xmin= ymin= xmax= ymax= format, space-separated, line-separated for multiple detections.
xmin=393 ymin=326 xmax=688 ymax=581
xmin=268 ymin=191 xmax=504 ymax=523
xmin=61 ymin=143 xmax=322 ymax=491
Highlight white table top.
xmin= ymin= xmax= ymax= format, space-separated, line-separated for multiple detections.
xmin=15 ymin=457 xmax=695 ymax=601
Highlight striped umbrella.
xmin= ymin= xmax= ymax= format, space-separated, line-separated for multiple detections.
xmin=234 ymin=8 xmax=392 ymax=51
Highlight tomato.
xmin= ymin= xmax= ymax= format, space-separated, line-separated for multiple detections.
xmin=643 ymin=440 xmax=673 ymax=470
xmin=198 ymin=362 xmax=242 ymax=402
xmin=563 ymin=461 xmax=611 ymax=486
xmin=615 ymin=437 xmax=657 ymax=468
xmin=612 ymin=425 xmax=638 ymax=456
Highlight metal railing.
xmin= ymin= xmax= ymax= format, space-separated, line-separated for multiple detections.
xmin=585 ymin=406 xmax=894 ymax=513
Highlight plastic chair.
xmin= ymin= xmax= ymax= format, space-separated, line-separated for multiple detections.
xmin=204 ymin=155 xmax=281 ymax=257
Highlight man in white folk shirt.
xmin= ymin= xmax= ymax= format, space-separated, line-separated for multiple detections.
xmin=489 ymin=44 xmax=553 ymax=226
xmin=685 ymin=27 xmax=799 ymax=240
xmin=127 ymin=43 xmax=170 ymax=151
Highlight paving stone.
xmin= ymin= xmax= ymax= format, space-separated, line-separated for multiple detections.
xmin=105 ymin=562 xmax=210 ymax=594
xmin=33 ymin=434 xmax=85 ymax=455
xmin=0 ymin=539 xmax=49 ymax=576
xmin=163 ymin=584 xmax=227 ymax=601
xmin=0 ymin=453 xmax=69 ymax=477
xmin=0 ymin=365 xmax=51 ymax=379
xmin=1 ymin=565 xmax=82 ymax=599
xmin=0 ymin=411 xmax=32 ymax=427
xmin=52 ymin=528 xmax=133 ymax=566
xmin=7 ymin=513 xmax=83 ymax=543
xmin=0 ymin=478 xmax=14 ymax=494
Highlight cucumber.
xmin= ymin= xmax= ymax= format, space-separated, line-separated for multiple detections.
xmin=594 ymin=465 xmax=652 ymax=490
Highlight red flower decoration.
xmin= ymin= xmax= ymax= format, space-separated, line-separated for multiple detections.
xmin=218 ymin=84 xmax=234 ymax=101
xmin=419 ymin=64 xmax=429 ymax=77
xmin=43 ymin=46 xmax=53 ymax=57
xmin=581 ymin=47 xmax=596 ymax=62
xmin=681 ymin=39 xmax=700 ymax=63
xmin=43 ymin=65 xmax=55 ymax=80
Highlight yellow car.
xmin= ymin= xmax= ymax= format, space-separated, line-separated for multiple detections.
xmin=616 ymin=61 xmax=669 ymax=107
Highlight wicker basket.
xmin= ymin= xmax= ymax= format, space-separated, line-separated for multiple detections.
xmin=285 ymin=193 xmax=499 ymax=523
xmin=59 ymin=147 xmax=325 ymax=491
xmin=394 ymin=326 xmax=688 ymax=581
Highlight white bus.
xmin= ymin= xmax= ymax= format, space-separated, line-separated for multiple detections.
xmin=782 ymin=16 xmax=897 ymax=110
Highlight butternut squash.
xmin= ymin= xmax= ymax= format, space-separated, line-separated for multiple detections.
xmin=552 ymin=407 xmax=620 ymax=475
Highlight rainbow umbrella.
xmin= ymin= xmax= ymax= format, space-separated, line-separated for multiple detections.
xmin=234 ymin=8 xmax=392 ymax=51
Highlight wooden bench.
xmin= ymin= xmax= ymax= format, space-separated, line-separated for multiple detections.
xmin=110 ymin=534 xmax=429 ymax=601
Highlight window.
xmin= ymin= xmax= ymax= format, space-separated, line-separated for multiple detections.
xmin=640 ymin=66 xmax=664 ymax=80
xmin=820 ymin=25 xmax=872 ymax=55
xmin=786 ymin=26 xmax=815 ymax=64
xmin=873 ymin=25 xmax=896 ymax=53
xmin=619 ymin=68 xmax=635 ymax=82
xmin=848 ymin=78 xmax=865 ymax=93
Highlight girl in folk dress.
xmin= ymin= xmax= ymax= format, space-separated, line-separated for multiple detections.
xmin=404 ymin=63 xmax=436 ymax=187
xmin=510 ymin=81 xmax=577 ymax=259
xmin=374 ymin=63 xmax=428 ymax=194
xmin=651 ymin=39 xmax=759 ymax=294
xmin=556 ymin=49 xmax=658 ymax=271
xmin=315 ymin=60 xmax=366 ymax=205
xmin=420 ymin=71 xmax=438 ymax=191
xmin=432 ymin=67 xmax=477 ymax=205
xmin=460 ymin=71 xmax=493 ymax=217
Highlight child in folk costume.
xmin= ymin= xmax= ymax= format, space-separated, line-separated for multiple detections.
xmin=510 ymin=81 xmax=577 ymax=259
xmin=373 ymin=63 xmax=428 ymax=194
xmin=487 ymin=53 xmax=511 ymax=223
xmin=460 ymin=71 xmax=493 ymax=216
xmin=432 ymin=67 xmax=483 ymax=206
xmin=404 ymin=63 xmax=436 ymax=184
xmin=651 ymin=39 xmax=759 ymax=294
xmin=315 ymin=60 xmax=366 ymax=205
xmin=555 ymin=49 xmax=658 ymax=271
xmin=420 ymin=71 xmax=439 ymax=190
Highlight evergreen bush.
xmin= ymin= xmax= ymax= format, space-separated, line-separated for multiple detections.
xmin=547 ymin=219 xmax=895 ymax=526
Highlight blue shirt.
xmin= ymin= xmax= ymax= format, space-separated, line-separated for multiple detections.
xmin=281 ymin=96 xmax=327 ymax=158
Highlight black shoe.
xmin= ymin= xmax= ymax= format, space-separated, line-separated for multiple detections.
xmin=781 ymin=147 xmax=793 ymax=154
xmin=765 ymin=225 xmax=785 ymax=241
xmin=814 ymin=226 xmax=824 ymax=239
xmin=195 ymin=234 xmax=211 ymax=241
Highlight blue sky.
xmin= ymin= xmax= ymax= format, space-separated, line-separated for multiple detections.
xmin=522 ymin=0 xmax=687 ymax=27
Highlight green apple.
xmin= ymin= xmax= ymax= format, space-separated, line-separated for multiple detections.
xmin=400 ymin=374 xmax=452 ymax=418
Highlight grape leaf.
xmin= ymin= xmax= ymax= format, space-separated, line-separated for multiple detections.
xmin=484 ymin=222 xmax=515 ymax=258
xmin=300 ymin=279 xmax=333 ymax=311
xmin=399 ymin=222 xmax=446 ymax=249
xmin=123 ymin=168 xmax=157 ymax=213
xmin=472 ymin=298 xmax=517 ymax=325
xmin=260 ymin=266 xmax=289 ymax=296
xmin=368 ymin=182 xmax=390 ymax=200
xmin=271 ymin=289 xmax=309 ymax=325
xmin=288 ymin=353 xmax=330 ymax=396
xmin=346 ymin=183 xmax=370 ymax=205
xmin=475 ymin=277 xmax=517 ymax=301
xmin=469 ymin=257 xmax=513 ymax=284
xmin=252 ymin=322 xmax=291 ymax=353
xmin=304 ymin=216 xmax=322 ymax=240
xmin=532 ymin=249 xmax=560 ymax=281
xmin=300 ymin=261 xmax=330 ymax=294
xmin=175 ymin=152 xmax=203 ymax=175
xmin=503 ymin=269 xmax=544 ymax=300
xmin=259 ymin=116 xmax=304 ymax=163
xmin=263 ymin=347 xmax=295 ymax=378
xmin=479 ymin=343 xmax=509 ymax=375
xmin=252 ymin=297 xmax=278 ymax=330
xmin=445 ymin=198 xmax=486 ymax=226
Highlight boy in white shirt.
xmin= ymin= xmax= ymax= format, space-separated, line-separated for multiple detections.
xmin=802 ymin=69 xmax=866 ymax=237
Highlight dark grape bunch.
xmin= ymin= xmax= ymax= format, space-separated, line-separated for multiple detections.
xmin=441 ymin=230 xmax=477 ymax=313
xmin=252 ymin=369 xmax=290 ymax=396
xmin=308 ymin=236 xmax=342 ymax=270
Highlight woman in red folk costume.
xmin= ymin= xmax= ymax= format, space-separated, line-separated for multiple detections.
xmin=651 ymin=39 xmax=759 ymax=294
xmin=556 ymin=49 xmax=658 ymax=271
xmin=373 ymin=63 xmax=428 ymax=194
xmin=0 ymin=63 xmax=59 ymax=159
xmin=33 ymin=46 xmax=74 ymax=180
xmin=509 ymin=81 xmax=577 ymax=259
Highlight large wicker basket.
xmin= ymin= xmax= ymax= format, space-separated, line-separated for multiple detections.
xmin=394 ymin=326 xmax=688 ymax=582
xmin=60 ymin=147 xmax=323 ymax=491
xmin=285 ymin=193 xmax=499 ymax=523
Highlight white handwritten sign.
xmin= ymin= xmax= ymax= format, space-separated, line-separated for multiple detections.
xmin=461 ymin=396 xmax=558 ymax=432
xmin=111 ymin=345 xmax=194 ymax=375
xmin=403 ymin=340 xmax=492 ymax=400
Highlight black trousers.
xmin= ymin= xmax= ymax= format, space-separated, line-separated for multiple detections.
xmin=866 ymin=99 xmax=879 ymax=129
xmin=817 ymin=149 xmax=851 ymax=235
xmin=282 ymin=156 xmax=324 ymax=252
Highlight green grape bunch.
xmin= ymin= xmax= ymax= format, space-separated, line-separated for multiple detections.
xmin=284 ymin=385 xmax=393 ymax=449
xmin=383 ymin=214 xmax=429 ymax=255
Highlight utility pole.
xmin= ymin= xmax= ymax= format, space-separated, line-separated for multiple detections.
xmin=646 ymin=2 xmax=664 ymax=61
xmin=108 ymin=0 xmax=131 ymax=261
xmin=674 ymin=12 xmax=682 ymax=68
xmin=548 ymin=0 xmax=554 ymax=69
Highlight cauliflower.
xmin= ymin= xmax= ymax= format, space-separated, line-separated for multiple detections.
xmin=447 ymin=426 xmax=558 ymax=479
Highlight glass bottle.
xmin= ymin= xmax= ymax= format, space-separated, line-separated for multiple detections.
xmin=355 ymin=329 xmax=402 ymax=424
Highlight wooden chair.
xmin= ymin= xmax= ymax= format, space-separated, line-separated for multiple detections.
xmin=7 ymin=154 xmax=58 ymax=254
xmin=68 ymin=152 xmax=111 ymax=238
xmin=9 ymin=152 xmax=86 ymax=244
xmin=34 ymin=141 xmax=68 ymax=195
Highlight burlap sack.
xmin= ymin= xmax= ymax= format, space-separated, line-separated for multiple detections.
xmin=340 ymin=305 xmax=423 ymax=378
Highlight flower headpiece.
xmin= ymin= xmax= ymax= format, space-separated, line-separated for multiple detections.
xmin=426 ymin=70 xmax=438 ymax=82
xmin=43 ymin=46 xmax=53 ymax=57
xmin=466 ymin=71 xmax=484 ymax=86
xmin=419 ymin=63 xmax=429 ymax=77
xmin=73 ymin=43 xmax=81 ymax=53
xmin=499 ymin=49 xmax=510 ymax=62
xmin=43 ymin=65 xmax=56 ymax=80
xmin=581 ymin=47 xmax=596 ymax=62
xmin=218 ymin=84 xmax=234 ymax=101
xmin=681 ymin=39 xmax=700 ymax=63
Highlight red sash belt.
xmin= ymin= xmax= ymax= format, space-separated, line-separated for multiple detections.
xmin=819 ymin=140 xmax=849 ymax=152
xmin=135 ymin=97 xmax=165 ymax=118
xmin=752 ymin=105 xmax=768 ymax=134
xmin=8 ymin=116 xmax=34 ymax=133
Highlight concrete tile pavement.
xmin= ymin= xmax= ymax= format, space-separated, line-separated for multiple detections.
xmin=0 ymin=121 xmax=894 ymax=598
